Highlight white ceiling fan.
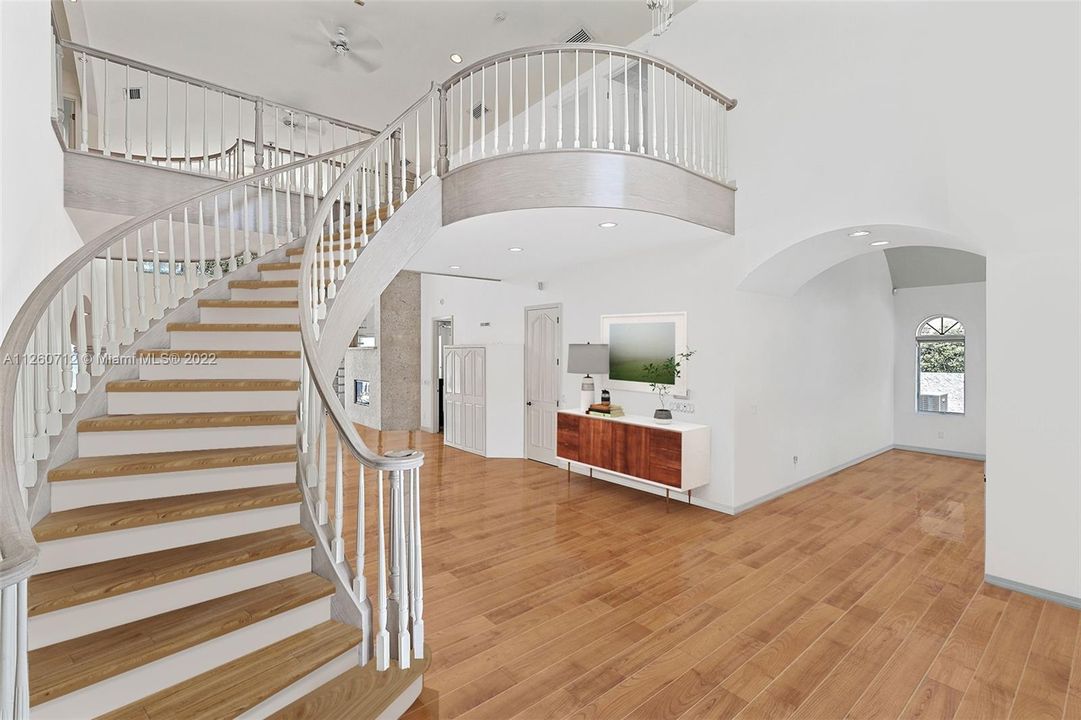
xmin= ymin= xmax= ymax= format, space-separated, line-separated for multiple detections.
xmin=295 ymin=21 xmax=383 ymax=73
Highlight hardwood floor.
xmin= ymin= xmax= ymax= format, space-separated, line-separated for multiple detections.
xmin=333 ymin=428 xmax=1081 ymax=720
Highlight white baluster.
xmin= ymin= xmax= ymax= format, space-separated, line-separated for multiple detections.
xmin=722 ymin=101 xmax=729 ymax=182
xmin=124 ymin=65 xmax=131 ymax=160
xmin=196 ymin=202 xmax=208 ymax=288
xmin=22 ymin=356 xmax=37 ymax=466
xmin=184 ymin=83 xmax=191 ymax=171
xmin=480 ymin=67 xmax=487 ymax=158
xmin=332 ymin=437 xmax=345 ymax=563
xmin=651 ymin=64 xmax=658 ymax=157
xmin=673 ymin=73 xmax=680 ymax=163
xmin=33 ymin=323 xmax=49 ymax=460
xmin=89 ymin=263 xmax=105 ymax=375
xmin=395 ymin=470 xmax=411 ymax=669
xmin=556 ymin=51 xmax=563 ymax=149
xmin=523 ymin=56 xmax=530 ymax=151
xmin=637 ymin=60 xmax=645 ymax=154
xmin=167 ymin=218 xmax=178 ymax=306
xmin=150 ymin=222 xmax=163 ymax=317
xmin=14 ymin=370 xmax=27 ymax=486
xmin=493 ymin=60 xmax=500 ymax=155
xmin=242 ymin=186 xmax=252 ymax=263
xmin=607 ymin=53 xmax=614 ymax=150
xmin=682 ymin=78 xmax=689 ymax=167
xmin=316 ymin=417 xmax=328 ymax=525
xmin=120 ymin=238 xmax=135 ymax=343
xmin=104 ymin=245 xmax=119 ymax=353
xmin=663 ymin=70 xmax=670 ymax=160
xmin=411 ymin=467 xmax=425 ymax=658
xmin=348 ymin=174 xmax=358 ymax=263
xmin=361 ymin=162 xmax=369 ymax=245
xmin=271 ymin=168 xmax=280 ymax=248
xmin=73 ymin=269 xmax=90 ymax=388
xmin=257 ymin=183 xmax=266 ymax=257
xmin=574 ymin=50 xmax=580 ymax=149
xmin=227 ymin=190 xmax=238 ymax=271
xmin=352 ymin=462 xmax=367 ymax=598
xmin=102 ymin=59 xmax=109 ymax=155
xmin=591 ymin=51 xmax=598 ymax=149
xmin=623 ymin=55 xmax=630 ymax=151
xmin=539 ymin=53 xmax=547 ymax=150
xmin=60 ymin=282 xmax=76 ymax=412
xmin=429 ymin=95 xmax=437 ymax=180
xmin=468 ymin=73 xmax=475 ymax=162
xmin=338 ymin=190 xmax=347 ymax=281
xmin=375 ymin=470 xmax=390 ymax=671
xmin=45 ymin=299 xmax=61 ymax=435
xmin=220 ymin=92 xmax=226 ymax=178
xmin=78 ymin=53 xmax=89 ymax=151
xmin=134 ymin=230 xmax=150 ymax=331
xmin=182 ymin=208 xmax=194 ymax=298
xmin=326 ymin=213 xmax=337 ymax=301
xmin=145 ymin=69 xmax=152 ymax=163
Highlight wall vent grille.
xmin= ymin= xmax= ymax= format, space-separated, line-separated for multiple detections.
xmin=565 ymin=27 xmax=593 ymax=43
xmin=472 ymin=103 xmax=489 ymax=120
xmin=122 ymin=87 xmax=143 ymax=100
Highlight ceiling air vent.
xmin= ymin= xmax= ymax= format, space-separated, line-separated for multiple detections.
xmin=471 ymin=102 xmax=489 ymax=120
xmin=565 ymin=27 xmax=593 ymax=43
xmin=122 ymin=87 xmax=143 ymax=100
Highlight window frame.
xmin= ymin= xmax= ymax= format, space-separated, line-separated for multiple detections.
xmin=915 ymin=315 xmax=966 ymax=416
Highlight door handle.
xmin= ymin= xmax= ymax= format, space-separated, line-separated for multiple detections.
xmin=526 ymin=401 xmax=533 ymax=406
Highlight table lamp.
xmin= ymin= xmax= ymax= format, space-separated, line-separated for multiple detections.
xmin=567 ymin=343 xmax=609 ymax=410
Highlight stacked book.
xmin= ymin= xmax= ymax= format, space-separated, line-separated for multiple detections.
xmin=587 ymin=402 xmax=625 ymax=418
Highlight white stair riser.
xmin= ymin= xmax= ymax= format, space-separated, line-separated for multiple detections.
xmin=199 ymin=306 xmax=300 ymax=323
xmin=108 ymin=389 xmax=298 ymax=415
xmin=30 ymin=596 xmax=332 ymax=720
xmin=230 ymin=287 xmax=298 ymax=301
xmin=36 ymin=503 xmax=301 ymax=573
xmin=78 ymin=424 xmax=295 ymax=457
xmin=259 ymin=269 xmax=300 ymax=281
xmin=138 ymin=357 xmax=301 ymax=381
xmin=170 ymin=331 xmax=299 ymax=351
xmin=51 ymin=463 xmax=295 ymax=512
xmin=236 ymin=648 xmax=359 ymax=720
xmin=28 ymin=549 xmax=312 ymax=650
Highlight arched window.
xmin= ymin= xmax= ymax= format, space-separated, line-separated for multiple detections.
xmin=916 ymin=316 xmax=965 ymax=414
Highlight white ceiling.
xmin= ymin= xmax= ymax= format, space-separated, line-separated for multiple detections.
xmin=884 ymin=246 xmax=986 ymax=289
xmin=406 ymin=206 xmax=721 ymax=280
xmin=67 ymin=1 xmax=688 ymax=132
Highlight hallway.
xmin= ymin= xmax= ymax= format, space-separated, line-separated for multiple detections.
xmin=335 ymin=430 xmax=1080 ymax=719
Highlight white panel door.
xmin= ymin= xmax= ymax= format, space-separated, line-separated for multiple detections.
xmin=525 ymin=306 xmax=562 ymax=465
xmin=443 ymin=346 xmax=486 ymax=456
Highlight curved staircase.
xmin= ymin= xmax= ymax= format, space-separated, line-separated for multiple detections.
xmin=2 ymin=39 xmax=734 ymax=720
xmin=26 ymin=250 xmax=361 ymax=719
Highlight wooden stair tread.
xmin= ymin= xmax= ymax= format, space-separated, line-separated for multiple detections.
xmin=106 ymin=379 xmax=300 ymax=392
xmin=28 ymin=526 xmax=314 ymax=617
xmin=78 ymin=411 xmax=295 ymax=433
xmin=99 ymin=620 xmax=362 ymax=720
xmin=197 ymin=299 xmax=299 ymax=308
xmin=135 ymin=349 xmax=300 ymax=359
xmin=33 ymin=485 xmax=302 ymax=542
xmin=166 ymin=322 xmax=300 ymax=332
xmin=258 ymin=261 xmax=335 ymax=271
xmin=228 ymin=280 xmax=298 ymax=289
xmin=269 ymin=646 xmax=430 ymax=720
xmin=48 ymin=445 xmax=296 ymax=482
xmin=28 ymin=574 xmax=332 ymax=707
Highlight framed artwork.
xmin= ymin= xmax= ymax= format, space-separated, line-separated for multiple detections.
xmin=601 ymin=311 xmax=688 ymax=394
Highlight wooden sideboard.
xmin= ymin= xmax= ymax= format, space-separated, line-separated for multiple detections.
xmin=556 ymin=410 xmax=709 ymax=493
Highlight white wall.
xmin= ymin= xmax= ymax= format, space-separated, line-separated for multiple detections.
xmin=421 ymin=238 xmax=895 ymax=513
xmin=634 ymin=0 xmax=1080 ymax=604
xmin=0 ymin=0 xmax=83 ymax=337
xmin=893 ymin=283 xmax=986 ymax=458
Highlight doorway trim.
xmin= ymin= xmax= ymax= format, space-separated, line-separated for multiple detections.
xmin=523 ymin=302 xmax=563 ymax=465
xmin=429 ymin=316 xmax=454 ymax=434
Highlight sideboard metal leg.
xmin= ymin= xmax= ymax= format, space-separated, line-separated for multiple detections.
xmin=567 ymin=463 xmax=571 ymax=483
xmin=688 ymin=488 xmax=692 ymax=506
xmin=665 ymin=488 xmax=670 ymax=513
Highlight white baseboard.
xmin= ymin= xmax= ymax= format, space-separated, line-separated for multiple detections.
xmin=892 ymin=444 xmax=986 ymax=461
xmin=985 ymin=574 xmax=1081 ymax=610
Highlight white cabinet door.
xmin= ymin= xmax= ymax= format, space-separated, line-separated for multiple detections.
xmin=525 ymin=306 xmax=561 ymax=465
xmin=444 ymin=346 xmax=486 ymax=455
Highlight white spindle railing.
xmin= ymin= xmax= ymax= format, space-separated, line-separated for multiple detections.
xmin=0 ymin=141 xmax=370 ymax=717
xmin=442 ymin=44 xmax=736 ymax=183
xmin=297 ymin=87 xmax=439 ymax=672
xmin=52 ymin=39 xmax=377 ymax=180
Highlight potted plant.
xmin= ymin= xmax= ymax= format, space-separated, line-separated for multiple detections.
xmin=642 ymin=350 xmax=695 ymax=424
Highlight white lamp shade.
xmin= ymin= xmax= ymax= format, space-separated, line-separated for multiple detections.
xmin=567 ymin=343 xmax=609 ymax=374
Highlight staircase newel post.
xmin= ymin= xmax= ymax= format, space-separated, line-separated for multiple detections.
xmin=437 ymin=87 xmax=449 ymax=176
xmin=254 ymin=99 xmax=265 ymax=170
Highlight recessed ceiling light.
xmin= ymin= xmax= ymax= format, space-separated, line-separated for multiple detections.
xmin=598 ymin=222 xmax=618 ymax=228
xmin=508 ymin=247 xmax=523 ymax=253
xmin=848 ymin=230 xmax=871 ymax=237
xmin=869 ymin=240 xmax=890 ymax=247
xmin=449 ymin=265 xmax=461 ymax=270
xmin=450 ymin=53 xmax=463 ymax=64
